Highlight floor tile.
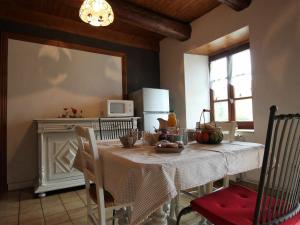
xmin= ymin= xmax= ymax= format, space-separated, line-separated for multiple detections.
xmin=67 ymin=207 xmax=86 ymax=220
xmin=59 ymin=192 xmax=79 ymax=204
xmin=41 ymin=195 xmax=61 ymax=205
xmin=71 ymin=218 xmax=87 ymax=225
xmin=76 ymin=191 xmax=87 ymax=205
xmin=42 ymin=203 xmax=66 ymax=216
xmin=55 ymin=222 xmax=73 ymax=225
xmin=76 ymin=189 xmax=86 ymax=196
xmin=19 ymin=217 xmax=45 ymax=225
xmin=20 ymin=197 xmax=41 ymax=205
xmin=0 ymin=202 xmax=19 ymax=217
xmin=63 ymin=200 xmax=85 ymax=210
xmin=0 ymin=187 xmax=207 ymax=225
xmin=0 ymin=214 xmax=19 ymax=225
xmin=44 ymin=211 xmax=71 ymax=225
xmin=20 ymin=202 xmax=42 ymax=214
xmin=19 ymin=209 xmax=44 ymax=223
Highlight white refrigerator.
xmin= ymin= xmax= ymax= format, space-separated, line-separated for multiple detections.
xmin=129 ymin=88 xmax=170 ymax=132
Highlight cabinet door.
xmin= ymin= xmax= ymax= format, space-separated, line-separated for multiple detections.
xmin=45 ymin=132 xmax=83 ymax=182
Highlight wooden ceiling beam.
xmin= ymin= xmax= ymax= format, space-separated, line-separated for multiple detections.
xmin=109 ymin=0 xmax=191 ymax=41
xmin=217 ymin=0 xmax=251 ymax=11
xmin=65 ymin=0 xmax=191 ymax=41
xmin=0 ymin=2 xmax=159 ymax=51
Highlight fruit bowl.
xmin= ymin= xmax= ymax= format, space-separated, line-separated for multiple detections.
xmin=119 ymin=135 xmax=137 ymax=148
xmin=195 ymin=126 xmax=223 ymax=144
xmin=119 ymin=130 xmax=138 ymax=148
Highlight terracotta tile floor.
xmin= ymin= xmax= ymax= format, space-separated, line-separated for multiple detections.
xmin=0 ymin=187 xmax=201 ymax=225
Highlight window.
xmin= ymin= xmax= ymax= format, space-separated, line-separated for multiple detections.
xmin=209 ymin=44 xmax=253 ymax=129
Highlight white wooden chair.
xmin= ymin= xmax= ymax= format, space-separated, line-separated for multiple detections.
xmin=75 ymin=126 xmax=130 ymax=225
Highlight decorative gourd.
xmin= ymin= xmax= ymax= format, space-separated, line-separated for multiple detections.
xmin=208 ymin=129 xmax=223 ymax=144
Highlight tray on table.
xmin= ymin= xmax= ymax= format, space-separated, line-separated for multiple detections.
xmin=154 ymin=146 xmax=184 ymax=153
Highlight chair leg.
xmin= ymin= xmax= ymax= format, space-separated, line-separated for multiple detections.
xmin=176 ymin=206 xmax=193 ymax=225
xmin=112 ymin=210 xmax=116 ymax=225
xmin=223 ymin=175 xmax=230 ymax=187
xmin=206 ymin=182 xmax=213 ymax=194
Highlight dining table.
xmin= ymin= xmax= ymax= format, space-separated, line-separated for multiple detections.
xmin=74 ymin=139 xmax=264 ymax=225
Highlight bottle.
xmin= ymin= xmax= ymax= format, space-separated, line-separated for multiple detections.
xmin=168 ymin=110 xmax=177 ymax=127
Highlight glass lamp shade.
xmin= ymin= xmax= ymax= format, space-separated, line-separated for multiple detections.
xmin=79 ymin=0 xmax=114 ymax=26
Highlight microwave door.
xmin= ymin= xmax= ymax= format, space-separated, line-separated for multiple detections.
xmin=110 ymin=102 xmax=125 ymax=114
xmin=143 ymin=112 xmax=168 ymax=132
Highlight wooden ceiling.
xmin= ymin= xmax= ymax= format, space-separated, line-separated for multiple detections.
xmin=126 ymin=0 xmax=221 ymax=22
xmin=0 ymin=0 xmax=251 ymax=51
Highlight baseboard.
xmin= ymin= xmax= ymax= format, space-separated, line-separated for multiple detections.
xmin=8 ymin=180 xmax=34 ymax=190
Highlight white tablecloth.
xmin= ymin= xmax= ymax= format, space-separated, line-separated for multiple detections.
xmin=91 ymin=140 xmax=264 ymax=225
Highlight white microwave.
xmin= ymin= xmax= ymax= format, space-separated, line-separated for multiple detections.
xmin=105 ymin=100 xmax=134 ymax=117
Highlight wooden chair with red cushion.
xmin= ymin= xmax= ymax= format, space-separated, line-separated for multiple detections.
xmin=177 ymin=105 xmax=300 ymax=225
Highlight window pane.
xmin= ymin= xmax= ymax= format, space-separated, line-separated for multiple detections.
xmin=211 ymin=79 xmax=228 ymax=100
xmin=231 ymin=49 xmax=252 ymax=98
xmin=232 ymin=75 xmax=252 ymax=98
xmin=214 ymin=101 xmax=229 ymax=122
xmin=235 ymin=99 xmax=253 ymax=121
xmin=232 ymin=49 xmax=251 ymax=76
xmin=210 ymin=57 xmax=227 ymax=81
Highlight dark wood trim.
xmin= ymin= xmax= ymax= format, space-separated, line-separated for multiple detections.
xmin=237 ymin=121 xmax=254 ymax=129
xmin=228 ymin=84 xmax=235 ymax=121
xmin=209 ymin=89 xmax=215 ymax=121
xmin=213 ymin=99 xmax=229 ymax=103
xmin=0 ymin=32 xmax=8 ymax=192
xmin=0 ymin=32 xmax=128 ymax=191
xmin=5 ymin=32 xmax=126 ymax=58
xmin=217 ymin=0 xmax=251 ymax=11
xmin=122 ymin=56 xmax=128 ymax=100
xmin=234 ymin=96 xmax=253 ymax=101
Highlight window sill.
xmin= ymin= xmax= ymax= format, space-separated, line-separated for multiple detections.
xmin=236 ymin=129 xmax=254 ymax=133
xmin=235 ymin=129 xmax=254 ymax=141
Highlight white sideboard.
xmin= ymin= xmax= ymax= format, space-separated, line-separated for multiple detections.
xmin=34 ymin=117 xmax=139 ymax=197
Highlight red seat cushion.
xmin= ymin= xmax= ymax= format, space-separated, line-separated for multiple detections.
xmin=190 ymin=185 xmax=300 ymax=225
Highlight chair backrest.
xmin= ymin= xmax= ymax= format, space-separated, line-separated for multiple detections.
xmin=75 ymin=126 xmax=102 ymax=185
xmin=254 ymin=106 xmax=300 ymax=225
xmin=99 ymin=118 xmax=134 ymax=140
xmin=75 ymin=126 xmax=106 ymax=224
xmin=216 ymin=121 xmax=237 ymax=142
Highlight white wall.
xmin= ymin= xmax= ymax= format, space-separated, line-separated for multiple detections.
xmin=160 ymin=0 xmax=300 ymax=182
xmin=7 ymin=39 xmax=122 ymax=189
xmin=184 ymin=54 xmax=210 ymax=129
